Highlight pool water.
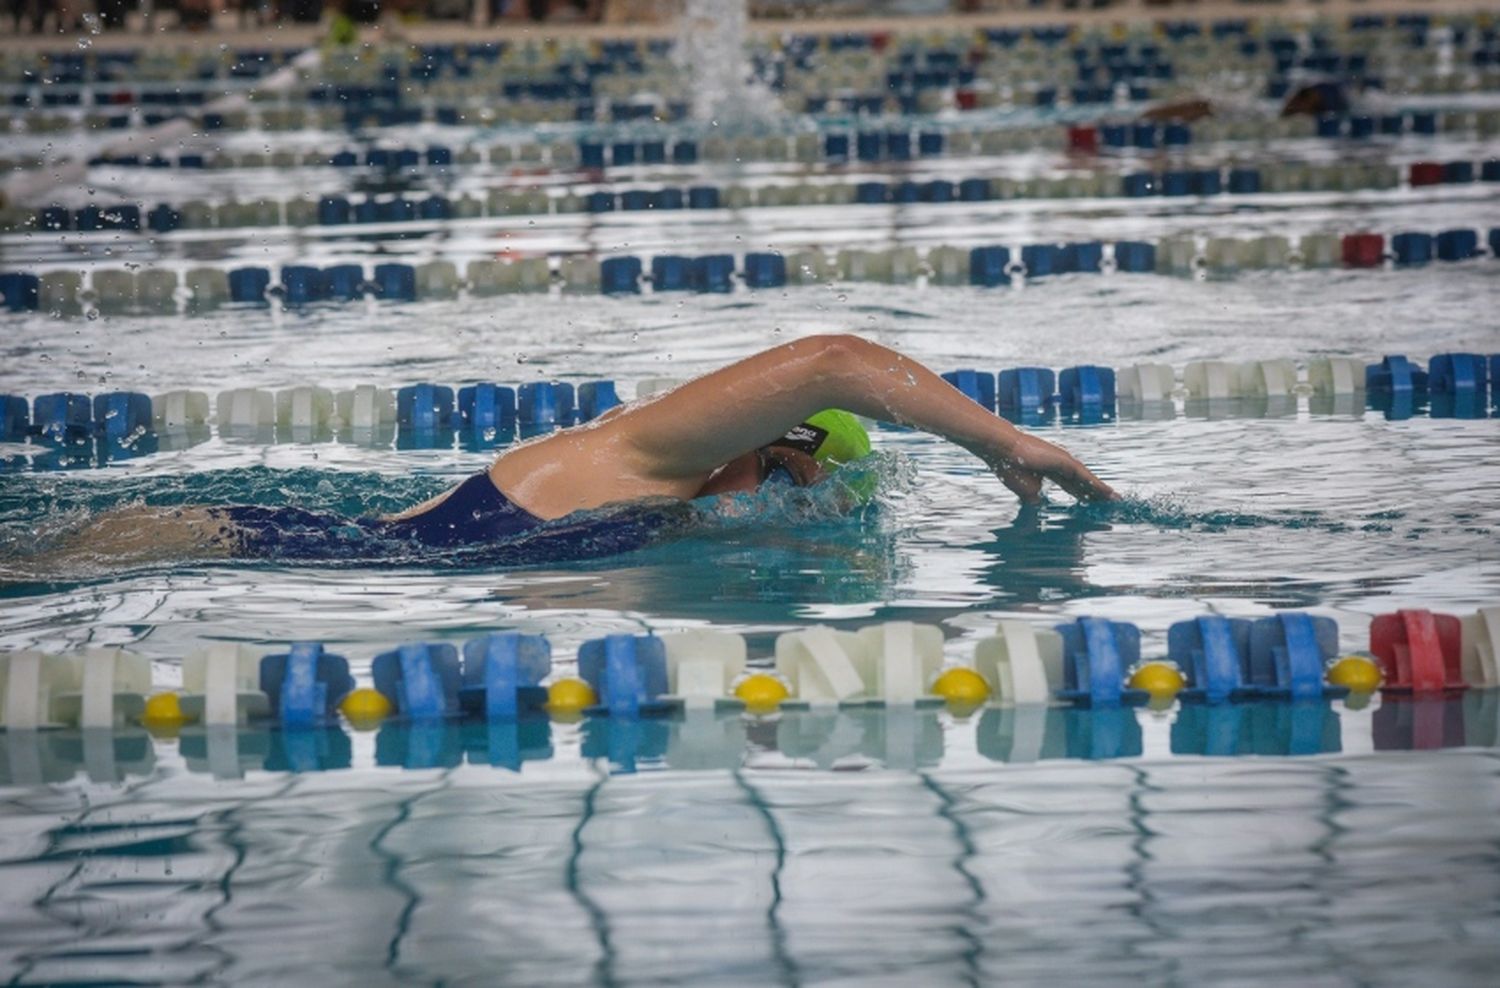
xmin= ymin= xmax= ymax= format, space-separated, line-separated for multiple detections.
xmin=3 ymin=265 xmax=1499 ymax=982
xmin=5 ymin=21 xmax=1500 ymax=983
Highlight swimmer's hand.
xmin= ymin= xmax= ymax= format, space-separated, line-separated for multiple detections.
xmin=991 ymin=433 xmax=1118 ymax=504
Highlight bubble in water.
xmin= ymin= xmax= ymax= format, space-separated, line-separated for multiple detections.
xmin=86 ymin=310 xmax=98 ymax=321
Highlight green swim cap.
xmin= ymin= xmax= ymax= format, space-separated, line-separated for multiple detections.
xmin=773 ymin=409 xmax=871 ymax=467
xmin=772 ymin=409 xmax=876 ymax=504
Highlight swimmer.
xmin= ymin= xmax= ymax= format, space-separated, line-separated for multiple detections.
xmin=56 ymin=334 xmax=1116 ymax=567
xmin=1142 ymin=78 xmax=1368 ymax=123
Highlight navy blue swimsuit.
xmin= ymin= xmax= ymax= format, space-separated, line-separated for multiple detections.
xmin=214 ymin=471 xmax=690 ymax=564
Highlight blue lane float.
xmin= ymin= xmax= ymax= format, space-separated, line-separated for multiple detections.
xmin=941 ymin=369 xmax=997 ymax=410
xmin=1247 ymin=613 xmax=1342 ymax=700
xmin=1058 ymin=365 xmax=1115 ymax=414
xmin=998 ymin=367 xmax=1057 ymax=414
xmin=0 ymin=395 xmax=27 ymax=441
xmin=1435 ymin=229 xmax=1480 ymax=262
xmin=1169 ymin=616 xmax=1255 ymax=703
xmin=1366 ymin=354 xmax=1429 ymax=394
xmin=601 ymin=256 xmax=642 ymax=294
xmin=576 ymin=381 xmax=621 ymax=421
xmin=374 ymin=263 xmax=417 ymax=301
xmin=742 ymin=252 xmax=787 ymax=289
xmin=0 ymin=273 xmax=40 ymax=311
xmin=691 ymin=254 xmax=735 ymax=293
xmin=1065 ymin=242 xmax=1104 ymax=273
xmin=687 ymin=186 xmax=720 ymax=209
xmin=281 ymin=265 xmax=324 ymax=305
xmin=322 ymin=264 xmax=364 ymax=302
xmin=228 ymin=267 xmax=271 ymax=305
xmin=578 ymin=634 xmax=672 ymax=717
xmin=1021 ymin=243 xmax=1064 ymax=277
xmin=1055 ymin=617 xmax=1150 ymax=706
xmin=259 ymin=643 xmax=354 ymax=727
xmin=372 ymin=643 xmax=462 ymax=720
xmin=1428 ymin=353 xmax=1490 ymax=399
xmin=1228 ymin=168 xmax=1262 ymax=194
xmin=518 ymin=381 xmax=575 ymax=427
xmin=969 ymin=246 xmax=1011 ymax=287
xmin=397 ymin=384 xmax=456 ymax=432
xmin=91 ymin=392 xmax=151 ymax=440
xmin=458 ymin=383 xmax=517 ymax=433
xmin=1391 ymin=232 xmax=1434 ymax=266
xmin=460 ymin=633 xmax=551 ymax=719
xmin=33 ymin=392 xmax=92 ymax=442
xmin=650 ymin=255 xmax=691 ymax=291
xmin=1113 ymin=241 xmax=1156 ymax=272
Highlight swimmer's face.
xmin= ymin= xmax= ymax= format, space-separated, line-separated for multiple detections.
xmin=695 ymin=446 xmax=826 ymax=496
xmin=757 ymin=446 xmax=823 ymax=489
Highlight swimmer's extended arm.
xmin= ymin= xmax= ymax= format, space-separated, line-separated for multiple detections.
xmin=621 ymin=334 xmax=1116 ymax=503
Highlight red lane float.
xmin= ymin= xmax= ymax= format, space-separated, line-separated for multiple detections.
xmin=1370 ymin=609 xmax=1465 ymax=693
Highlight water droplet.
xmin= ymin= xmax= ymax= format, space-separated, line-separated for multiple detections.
xmin=85 ymin=310 xmax=99 ymax=321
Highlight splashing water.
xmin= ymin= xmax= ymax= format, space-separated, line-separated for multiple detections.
xmin=676 ymin=0 xmax=781 ymax=126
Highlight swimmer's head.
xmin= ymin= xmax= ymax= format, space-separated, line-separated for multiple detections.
xmin=768 ymin=409 xmax=871 ymax=471
xmin=766 ymin=409 xmax=875 ymax=502
xmin=695 ymin=410 xmax=874 ymax=500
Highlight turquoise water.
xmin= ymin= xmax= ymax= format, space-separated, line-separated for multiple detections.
xmin=3 ymin=267 xmax=1500 ymax=982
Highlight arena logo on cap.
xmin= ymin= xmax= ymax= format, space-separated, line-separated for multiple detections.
xmin=774 ymin=423 xmax=828 ymax=457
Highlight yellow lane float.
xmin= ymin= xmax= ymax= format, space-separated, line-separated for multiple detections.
xmin=1327 ymin=655 xmax=1382 ymax=692
xmin=733 ymin=673 xmax=790 ymax=712
xmin=929 ymin=667 xmax=992 ymax=707
xmin=546 ymin=678 xmax=598 ymax=720
xmin=339 ymin=687 xmax=394 ymax=729
xmin=1128 ymin=662 xmax=1186 ymax=699
xmin=140 ymin=692 xmax=194 ymax=736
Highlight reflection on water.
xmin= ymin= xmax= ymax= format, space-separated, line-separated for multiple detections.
xmin=2 ymin=702 xmax=1500 ymax=985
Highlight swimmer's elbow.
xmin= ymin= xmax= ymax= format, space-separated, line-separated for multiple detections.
xmin=802 ymin=333 xmax=874 ymax=376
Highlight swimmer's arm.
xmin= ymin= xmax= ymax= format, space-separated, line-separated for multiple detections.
xmin=619 ymin=333 xmax=1116 ymax=503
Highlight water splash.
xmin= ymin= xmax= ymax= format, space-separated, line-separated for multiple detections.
xmin=675 ymin=0 xmax=780 ymax=126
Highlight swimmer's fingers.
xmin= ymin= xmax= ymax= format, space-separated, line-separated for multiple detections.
xmin=996 ymin=463 xmax=1043 ymax=504
xmin=1005 ymin=435 xmax=1119 ymax=504
xmin=1052 ymin=462 xmax=1119 ymax=503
